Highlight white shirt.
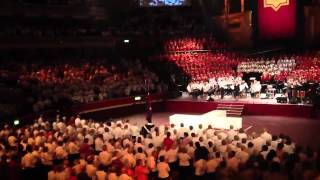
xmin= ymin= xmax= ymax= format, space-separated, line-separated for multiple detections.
xmin=144 ymin=138 xmax=153 ymax=149
xmin=271 ymin=140 xmax=280 ymax=150
xmin=130 ymin=126 xmax=140 ymax=137
xmin=206 ymin=129 xmax=215 ymax=139
xmin=113 ymin=127 xmax=123 ymax=139
xmin=75 ymin=117 xmax=81 ymax=126
xmin=103 ymin=132 xmax=113 ymax=141
xmin=85 ymin=134 xmax=94 ymax=145
xmin=260 ymin=132 xmax=272 ymax=142
xmin=251 ymin=137 xmax=266 ymax=153
xmin=95 ymin=138 xmax=104 ymax=151
xmin=227 ymin=130 xmax=237 ymax=141
xmin=236 ymin=150 xmax=249 ymax=164
xmin=97 ymin=127 xmax=105 ymax=135
xmin=238 ymin=133 xmax=247 ymax=141
xmin=152 ymin=135 xmax=163 ymax=148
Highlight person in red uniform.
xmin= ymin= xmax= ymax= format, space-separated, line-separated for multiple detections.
xmin=135 ymin=159 xmax=149 ymax=180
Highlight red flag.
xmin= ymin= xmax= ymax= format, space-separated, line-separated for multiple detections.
xmin=258 ymin=0 xmax=296 ymax=39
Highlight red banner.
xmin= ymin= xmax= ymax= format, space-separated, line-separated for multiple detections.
xmin=257 ymin=0 xmax=296 ymax=39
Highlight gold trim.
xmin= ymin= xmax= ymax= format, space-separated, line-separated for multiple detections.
xmin=264 ymin=0 xmax=289 ymax=11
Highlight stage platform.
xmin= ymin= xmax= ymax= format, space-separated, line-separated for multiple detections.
xmin=165 ymin=95 xmax=314 ymax=118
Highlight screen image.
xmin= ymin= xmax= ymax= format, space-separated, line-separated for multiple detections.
xmin=140 ymin=0 xmax=190 ymax=7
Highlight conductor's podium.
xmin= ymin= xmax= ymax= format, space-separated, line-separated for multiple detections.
xmin=169 ymin=110 xmax=242 ymax=130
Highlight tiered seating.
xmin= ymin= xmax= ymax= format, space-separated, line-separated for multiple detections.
xmin=164 ymin=52 xmax=239 ymax=81
xmin=290 ymin=53 xmax=320 ymax=82
xmin=274 ymin=53 xmax=320 ymax=82
xmin=161 ymin=37 xmax=239 ymax=81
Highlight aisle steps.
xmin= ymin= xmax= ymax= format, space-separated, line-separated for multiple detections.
xmin=217 ymin=104 xmax=244 ymax=117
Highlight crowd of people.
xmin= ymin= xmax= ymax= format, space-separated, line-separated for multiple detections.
xmin=237 ymin=58 xmax=296 ymax=75
xmin=17 ymin=58 xmax=162 ymax=113
xmin=0 ymin=114 xmax=319 ymax=180
xmin=279 ymin=53 xmax=320 ymax=83
xmin=0 ymin=55 xmax=166 ymax=115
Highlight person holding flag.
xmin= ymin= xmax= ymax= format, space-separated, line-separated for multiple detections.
xmin=140 ymin=92 xmax=154 ymax=137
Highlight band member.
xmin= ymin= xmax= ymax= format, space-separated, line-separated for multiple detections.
xmin=141 ymin=93 xmax=154 ymax=137
xmin=285 ymin=78 xmax=294 ymax=100
xmin=187 ymin=81 xmax=202 ymax=98
xmin=186 ymin=81 xmax=195 ymax=94
xmin=250 ymin=80 xmax=262 ymax=98
xmin=234 ymin=80 xmax=241 ymax=100
xmin=203 ymin=81 xmax=211 ymax=98
xmin=206 ymin=79 xmax=215 ymax=101
xmin=209 ymin=77 xmax=218 ymax=95
xmin=240 ymin=80 xmax=249 ymax=97
xmin=218 ymin=77 xmax=226 ymax=99
xmin=225 ymin=76 xmax=235 ymax=96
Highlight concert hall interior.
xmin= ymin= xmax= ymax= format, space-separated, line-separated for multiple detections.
xmin=0 ymin=0 xmax=320 ymax=180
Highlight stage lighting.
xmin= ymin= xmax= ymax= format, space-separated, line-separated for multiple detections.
xmin=14 ymin=119 xmax=20 ymax=126
xmin=124 ymin=39 xmax=130 ymax=43
xmin=134 ymin=96 xmax=142 ymax=101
